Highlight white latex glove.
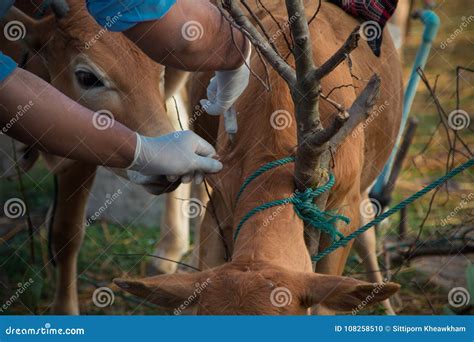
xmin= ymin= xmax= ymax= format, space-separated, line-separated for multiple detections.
xmin=110 ymin=167 xmax=180 ymax=195
xmin=127 ymin=131 xmax=222 ymax=178
xmin=200 ymin=44 xmax=251 ymax=134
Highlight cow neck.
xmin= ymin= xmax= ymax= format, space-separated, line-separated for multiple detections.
xmin=230 ymin=164 xmax=312 ymax=271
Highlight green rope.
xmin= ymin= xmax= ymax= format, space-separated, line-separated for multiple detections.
xmin=234 ymin=158 xmax=349 ymax=242
xmin=236 ymin=156 xmax=296 ymax=201
xmin=234 ymin=155 xmax=474 ymax=262
xmin=312 ymin=157 xmax=474 ymax=261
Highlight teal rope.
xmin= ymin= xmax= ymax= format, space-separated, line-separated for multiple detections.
xmin=236 ymin=157 xmax=296 ymax=201
xmin=234 ymin=158 xmax=349 ymax=242
xmin=312 ymin=157 xmax=474 ymax=261
xmin=234 ymin=155 xmax=474 ymax=262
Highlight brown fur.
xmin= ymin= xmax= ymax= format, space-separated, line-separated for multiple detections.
xmin=116 ymin=2 xmax=402 ymax=314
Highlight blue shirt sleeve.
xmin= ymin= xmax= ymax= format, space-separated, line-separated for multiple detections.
xmin=0 ymin=0 xmax=17 ymax=81
xmin=86 ymin=0 xmax=176 ymax=32
xmin=0 ymin=52 xmax=17 ymax=82
xmin=0 ymin=0 xmax=15 ymax=19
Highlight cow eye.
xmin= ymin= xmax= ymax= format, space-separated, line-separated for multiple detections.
xmin=75 ymin=70 xmax=104 ymax=89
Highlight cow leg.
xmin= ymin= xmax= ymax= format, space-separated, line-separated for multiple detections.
xmin=313 ymin=189 xmax=361 ymax=315
xmin=198 ymin=207 xmax=229 ymax=270
xmin=353 ymin=193 xmax=396 ymax=315
xmin=389 ymin=0 xmax=411 ymax=47
xmin=51 ymin=163 xmax=96 ymax=315
xmin=149 ymin=183 xmax=191 ymax=274
xmin=147 ymin=82 xmax=192 ymax=275
xmin=189 ymin=182 xmax=207 ymax=268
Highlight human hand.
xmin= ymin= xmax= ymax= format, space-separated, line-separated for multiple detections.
xmin=128 ymin=131 xmax=222 ymax=181
xmin=200 ymin=44 xmax=251 ymax=134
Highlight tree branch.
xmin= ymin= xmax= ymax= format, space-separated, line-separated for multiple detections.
xmin=219 ymin=0 xmax=296 ymax=86
xmin=285 ymin=0 xmax=314 ymax=79
xmin=311 ymin=26 xmax=360 ymax=81
xmin=329 ymin=74 xmax=381 ymax=148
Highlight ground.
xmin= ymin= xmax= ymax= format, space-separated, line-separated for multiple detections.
xmin=0 ymin=0 xmax=472 ymax=315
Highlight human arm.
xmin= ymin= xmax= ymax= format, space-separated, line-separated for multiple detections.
xmin=122 ymin=0 xmax=248 ymax=71
xmin=0 ymin=67 xmax=222 ymax=176
xmin=87 ymin=0 xmax=251 ymax=131
xmin=0 ymin=67 xmax=136 ymax=168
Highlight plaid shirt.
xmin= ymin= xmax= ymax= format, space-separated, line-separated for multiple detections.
xmin=329 ymin=0 xmax=399 ymax=56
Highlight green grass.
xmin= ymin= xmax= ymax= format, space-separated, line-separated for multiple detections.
xmin=0 ymin=221 xmax=178 ymax=315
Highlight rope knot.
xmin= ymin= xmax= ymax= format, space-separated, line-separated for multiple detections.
xmin=234 ymin=157 xmax=352 ymax=242
xmin=291 ymin=175 xmax=349 ymax=242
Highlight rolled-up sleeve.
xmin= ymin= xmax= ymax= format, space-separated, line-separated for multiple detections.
xmin=86 ymin=0 xmax=176 ymax=32
xmin=0 ymin=52 xmax=17 ymax=82
xmin=0 ymin=0 xmax=15 ymax=19
xmin=0 ymin=0 xmax=17 ymax=81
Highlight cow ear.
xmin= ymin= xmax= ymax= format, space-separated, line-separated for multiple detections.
xmin=114 ymin=271 xmax=212 ymax=308
xmin=3 ymin=7 xmax=56 ymax=52
xmin=299 ymin=273 xmax=400 ymax=312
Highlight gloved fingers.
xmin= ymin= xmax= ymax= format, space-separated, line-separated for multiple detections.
xmin=193 ymin=155 xmax=223 ymax=174
xmin=126 ymin=169 xmax=151 ymax=185
xmin=127 ymin=172 xmax=164 ymax=185
xmin=193 ymin=134 xmax=217 ymax=157
xmin=194 ymin=172 xmax=204 ymax=185
xmin=206 ymin=76 xmax=218 ymax=102
xmin=199 ymin=99 xmax=228 ymax=116
xmin=181 ymin=173 xmax=194 ymax=184
xmin=167 ymin=175 xmax=180 ymax=182
xmin=224 ymin=106 xmax=238 ymax=134
xmin=140 ymin=177 xmax=181 ymax=195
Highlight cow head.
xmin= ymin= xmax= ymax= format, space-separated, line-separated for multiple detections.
xmin=114 ymin=263 xmax=399 ymax=315
xmin=6 ymin=2 xmax=173 ymax=136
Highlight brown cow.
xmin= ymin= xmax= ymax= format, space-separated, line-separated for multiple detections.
xmin=115 ymin=2 xmax=402 ymax=314
xmin=1 ymin=1 xmax=190 ymax=314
